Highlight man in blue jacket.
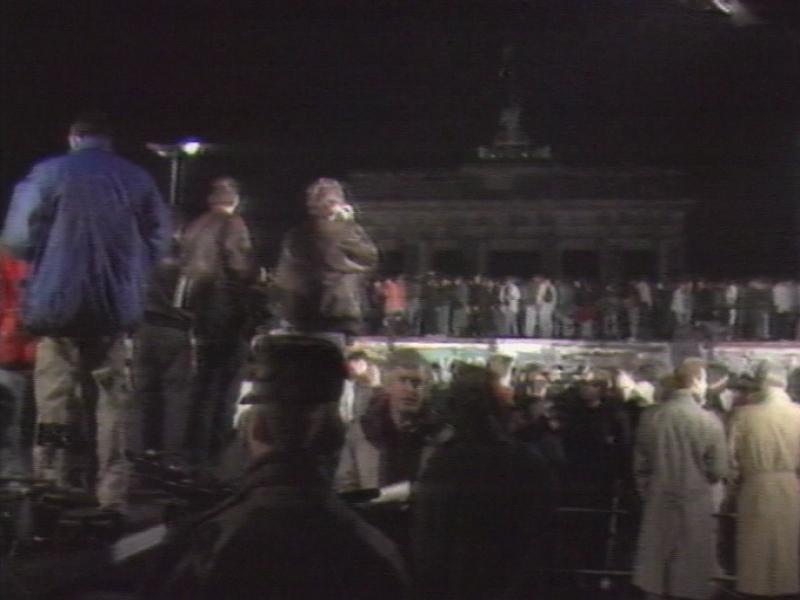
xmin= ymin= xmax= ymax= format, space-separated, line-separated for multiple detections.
xmin=2 ymin=112 xmax=170 ymax=510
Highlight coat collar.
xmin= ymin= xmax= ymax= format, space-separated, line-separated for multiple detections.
xmin=70 ymin=136 xmax=112 ymax=152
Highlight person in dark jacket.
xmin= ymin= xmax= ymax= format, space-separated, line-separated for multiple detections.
xmin=180 ymin=177 xmax=257 ymax=464
xmin=134 ymin=232 xmax=194 ymax=456
xmin=1 ymin=112 xmax=170 ymax=509
xmin=147 ymin=335 xmax=407 ymax=600
xmin=276 ymin=178 xmax=378 ymax=337
xmin=412 ymin=365 xmax=556 ymax=599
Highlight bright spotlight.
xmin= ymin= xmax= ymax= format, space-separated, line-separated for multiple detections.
xmin=181 ymin=140 xmax=202 ymax=156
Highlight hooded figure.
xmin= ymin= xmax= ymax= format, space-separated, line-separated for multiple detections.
xmin=276 ymin=178 xmax=378 ymax=335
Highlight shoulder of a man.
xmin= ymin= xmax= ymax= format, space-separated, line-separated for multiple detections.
xmin=21 ymin=154 xmax=66 ymax=186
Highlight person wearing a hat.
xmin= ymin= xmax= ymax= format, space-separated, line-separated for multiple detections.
xmin=147 ymin=334 xmax=408 ymax=600
xmin=728 ymin=360 xmax=800 ymax=597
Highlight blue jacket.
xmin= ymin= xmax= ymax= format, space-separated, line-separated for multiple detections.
xmin=2 ymin=141 xmax=170 ymax=336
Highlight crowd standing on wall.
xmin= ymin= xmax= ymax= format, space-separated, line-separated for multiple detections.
xmin=353 ymin=273 xmax=800 ymax=342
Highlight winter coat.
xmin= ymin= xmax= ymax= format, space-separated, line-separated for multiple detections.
xmin=179 ymin=210 xmax=256 ymax=338
xmin=2 ymin=143 xmax=170 ymax=337
xmin=277 ymin=219 xmax=377 ymax=334
xmin=335 ymin=392 xmax=449 ymax=492
xmin=412 ymin=435 xmax=556 ymax=599
xmin=149 ymin=453 xmax=408 ymax=600
xmin=380 ymin=279 xmax=407 ymax=314
xmin=633 ymin=390 xmax=727 ymax=600
xmin=729 ymin=387 xmax=800 ymax=596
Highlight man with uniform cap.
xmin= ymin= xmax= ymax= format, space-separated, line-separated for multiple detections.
xmin=728 ymin=360 xmax=800 ymax=597
xmin=148 ymin=334 xmax=408 ymax=599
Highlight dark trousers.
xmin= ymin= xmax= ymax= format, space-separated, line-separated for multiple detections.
xmin=133 ymin=323 xmax=193 ymax=455
xmin=187 ymin=336 xmax=245 ymax=463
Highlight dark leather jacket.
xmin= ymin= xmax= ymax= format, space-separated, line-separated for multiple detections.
xmin=276 ymin=219 xmax=377 ymax=334
xmin=149 ymin=453 xmax=408 ymax=600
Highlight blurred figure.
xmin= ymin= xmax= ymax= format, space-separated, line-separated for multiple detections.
xmin=412 ymin=365 xmax=556 ymax=599
xmin=600 ymin=283 xmax=622 ymax=339
xmin=670 ymin=280 xmax=693 ymax=331
xmin=338 ymin=350 xmax=380 ymax=426
xmin=277 ymin=178 xmax=378 ymax=336
xmin=633 ymin=359 xmax=727 ymax=600
xmin=744 ymin=278 xmax=772 ymax=340
xmin=1 ymin=112 xmax=170 ymax=510
xmin=560 ymin=376 xmax=631 ymax=536
xmin=0 ymin=250 xmax=37 ymax=479
xmin=498 ymin=276 xmax=521 ymax=337
xmin=772 ymin=278 xmax=796 ymax=340
xmin=147 ymin=335 xmax=407 ymax=600
xmin=379 ymin=275 xmax=407 ymax=336
xmin=449 ymin=276 xmax=470 ymax=338
xmin=335 ymin=348 xmax=448 ymax=495
xmin=180 ymin=177 xmax=257 ymax=463
xmin=537 ymin=276 xmax=558 ymax=338
xmin=521 ymin=275 xmax=541 ymax=337
xmin=554 ymin=279 xmax=577 ymax=339
xmin=728 ymin=361 xmax=800 ymax=597
xmin=133 ymin=231 xmax=194 ymax=457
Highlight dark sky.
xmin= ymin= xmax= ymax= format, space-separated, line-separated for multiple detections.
xmin=2 ymin=1 xmax=799 ymax=274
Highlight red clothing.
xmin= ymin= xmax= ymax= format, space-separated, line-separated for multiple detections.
xmin=381 ymin=280 xmax=407 ymax=314
xmin=0 ymin=253 xmax=36 ymax=367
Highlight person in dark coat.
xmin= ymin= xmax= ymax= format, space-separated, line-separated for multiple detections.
xmin=133 ymin=233 xmax=194 ymax=456
xmin=146 ymin=335 xmax=408 ymax=600
xmin=412 ymin=365 xmax=556 ymax=599
xmin=180 ymin=177 xmax=258 ymax=463
xmin=1 ymin=112 xmax=170 ymax=509
xmin=276 ymin=178 xmax=378 ymax=336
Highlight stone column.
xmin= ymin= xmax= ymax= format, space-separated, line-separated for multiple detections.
xmin=657 ymin=239 xmax=671 ymax=281
xmin=542 ymin=235 xmax=560 ymax=278
xmin=476 ymin=240 xmax=488 ymax=275
xmin=403 ymin=241 xmax=423 ymax=275
xmin=599 ymin=239 xmax=614 ymax=281
xmin=417 ymin=240 xmax=430 ymax=274
xmin=670 ymin=238 xmax=686 ymax=278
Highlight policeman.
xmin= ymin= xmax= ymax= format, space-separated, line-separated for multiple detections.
xmin=147 ymin=334 xmax=408 ymax=599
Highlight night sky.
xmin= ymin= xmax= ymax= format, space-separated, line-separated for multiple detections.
xmin=2 ymin=1 xmax=799 ymax=275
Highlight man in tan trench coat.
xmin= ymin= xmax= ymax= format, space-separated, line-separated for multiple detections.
xmin=728 ymin=360 xmax=800 ymax=597
xmin=633 ymin=359 xmax=728 ymax=600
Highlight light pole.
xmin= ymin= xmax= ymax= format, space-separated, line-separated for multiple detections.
xmin=146 ymin=139 xmax=211 ymax=206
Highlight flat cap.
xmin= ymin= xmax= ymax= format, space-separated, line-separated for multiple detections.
xmin=240 ymin=334 xmax=348 ymax=405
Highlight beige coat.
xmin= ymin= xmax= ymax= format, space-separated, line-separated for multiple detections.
xmin=633 ymin=390 xmax=727 ymax=600
xmin=729 ymin=388 xmax=800 ymax=596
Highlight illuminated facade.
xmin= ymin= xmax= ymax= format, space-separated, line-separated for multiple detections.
xmin=350 ymin=161 xmax=694 ymax=281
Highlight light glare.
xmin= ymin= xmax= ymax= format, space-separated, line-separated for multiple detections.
xmin=181 ymin=141 xmax=201 ymax=156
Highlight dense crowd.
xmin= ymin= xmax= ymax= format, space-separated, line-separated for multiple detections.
xmin=324 ymin=347 xmax=800 ymax=598
xmin=348 ymin=274 xmax=800 ymax=341
xmin=2 ymin=113 xmax=800 ymax=599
